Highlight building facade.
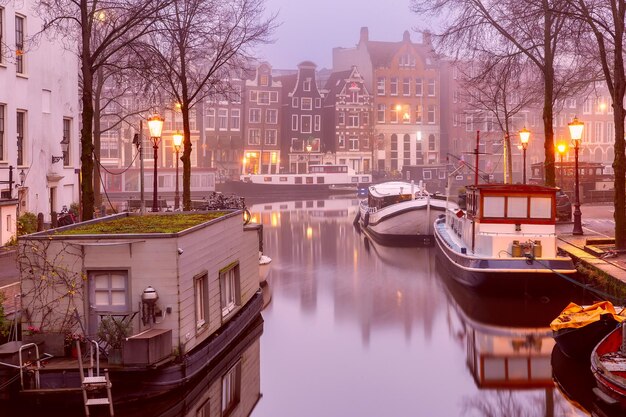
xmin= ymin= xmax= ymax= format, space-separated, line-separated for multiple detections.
xmin=0 ymin=0 xmax=80 ymax=224
xmin=279 ymin=61 xmax=325 ymax=173
xmin=242 ymin=63 xmax=282 ymax=175
xmin=323 ymin=66 xmax=373 ymax=173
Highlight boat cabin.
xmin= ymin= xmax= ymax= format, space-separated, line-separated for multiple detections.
xmin=241 ymin=164 xmax=371 ymax=186
xmin=366 ymin=181 xmax=425 ymax=211
xmin=451 ymin=184 xmax=559 ymax=258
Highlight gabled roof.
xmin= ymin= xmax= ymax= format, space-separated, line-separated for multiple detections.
xmin=363 ymin=31 xmax=438 ymax=68
xmin=324 ymin=69 xmax=352 ymax=99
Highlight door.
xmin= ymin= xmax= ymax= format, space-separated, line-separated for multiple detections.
xmin=87 ymin=270 xmax=130 ymax=335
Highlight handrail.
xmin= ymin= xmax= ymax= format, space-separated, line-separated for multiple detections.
xmin=89 ymin=338 xmax=100 ymax=377
xmin=18 ymin=342 xmax=40 ymax=389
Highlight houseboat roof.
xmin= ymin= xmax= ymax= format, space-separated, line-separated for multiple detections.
xmin=466 ymin=183 xmax=559 ymax=194
xmin=22 ymin=212 xmax=237 ymax=240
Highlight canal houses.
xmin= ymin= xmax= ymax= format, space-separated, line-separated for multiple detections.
xmin=278 ymin=61 xmax=326 ymax=173
xmin=5 ymin=210 xmax=263 ymax=406
xmin=323 ymin=66 xmax=374 ymax=174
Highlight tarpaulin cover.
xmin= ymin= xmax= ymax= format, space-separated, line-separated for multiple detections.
xmin=550 ymin=301 xmax=626 ymax=331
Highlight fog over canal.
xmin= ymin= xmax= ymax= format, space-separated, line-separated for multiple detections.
xmin=249 ymin=196 xmax=597 ymax=417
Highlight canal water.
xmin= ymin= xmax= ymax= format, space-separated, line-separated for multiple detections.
xmin=247 ymin=196 xmax=614 ymax=417
xmin=4 ymin=197 xmax=619 ymax=416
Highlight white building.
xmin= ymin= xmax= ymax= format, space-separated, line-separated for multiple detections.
xmin=0 ymin=0 xmax=80 ymax=228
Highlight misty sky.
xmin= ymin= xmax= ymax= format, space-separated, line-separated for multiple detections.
xmin=256 ymin=0 xmax=424 ymax=70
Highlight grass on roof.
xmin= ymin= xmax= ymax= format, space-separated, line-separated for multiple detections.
xmin=54 ymin=212 xmax=228 ymax=235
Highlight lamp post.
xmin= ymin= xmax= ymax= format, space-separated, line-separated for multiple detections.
xmin=147 ymin=114 xmax=164 ymax=212
xmin=305 ymin=141 xmax=313 ymax=172
xmin=556 ymin=141 xmax=567 ymax=190
xmin=519 ymin=127 xmax=530 ymax=184
xmin=172 ymin=131 xmax=183 ymax=210
xmin=568 ymin=116 xmax=584 ymax=235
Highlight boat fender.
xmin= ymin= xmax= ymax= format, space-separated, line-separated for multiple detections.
xmin=363 ymin=211 xmax=369 ymax=227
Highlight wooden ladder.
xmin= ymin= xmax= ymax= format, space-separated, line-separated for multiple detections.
xmin=76 ymin=341 xmax=114 ymax=416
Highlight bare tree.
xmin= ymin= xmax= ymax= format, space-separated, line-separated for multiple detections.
xmin=411 ymin=0 xmax=588 ymax=187
xmin=139 ymin=0 xmax=276 ymax=210
xmin=563 ymin=0 xmax=626 ymax=248
xmin=36 ymin=0 xmax=171 ymax=220
xmin=458 ymin=54 xmax=542 ymax=182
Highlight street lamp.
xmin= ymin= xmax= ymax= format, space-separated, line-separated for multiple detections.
xmin=51 ymin=137 xmax=70 ymax=164
xmin=556 ymin=141 xmax=567 ymax=190
xmin=147 ymin=114 xmax=164 ymax=212
xmin=519 ymin=127 xmax=530 ymax=184
xmin=568 ymin=116 xmax=584 ymax=235
xmin=172 ymin=131 xmax=183 ymax=210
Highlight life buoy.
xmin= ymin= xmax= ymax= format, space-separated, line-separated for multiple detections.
xmin=362 ymin=211 xmax=370 ymax=227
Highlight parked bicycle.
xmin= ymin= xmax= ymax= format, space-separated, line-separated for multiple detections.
xmin=198 ymin=192 xmax=251 ymax=224
xmin=58 ymin=205 xmax=76 ymax=226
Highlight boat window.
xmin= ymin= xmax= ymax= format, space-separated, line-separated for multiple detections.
xmin=317 ymin=177 xmax=324 ymax=184
xmin=295 ymin=177 xmax=302 ymax=184
xmin=507 ymin=197 xmax=527 ymax=218
xmin=529 ymin=197 xmax=552 ymax=218
xmin=361 ymin=177 xmax=369 ymax=182
xmin=483 ymin=196 xmax=505 ymax=218
xmin=306 ymin=177 xmax=314 ymax=184
xmin=351 ymin=177 xmax=359 ymax=183
xmin=263 ymin=177 xmax=272 ymax=182
xmin=279 ymin=177 xmax=288 ymax=182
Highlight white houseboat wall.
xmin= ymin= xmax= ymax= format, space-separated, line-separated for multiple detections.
xmin=14 ymin=210 xmax=262 ymax=402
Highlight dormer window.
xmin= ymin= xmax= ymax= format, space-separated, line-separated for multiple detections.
xmin=303 ymin=79 xmax=311 ymax=92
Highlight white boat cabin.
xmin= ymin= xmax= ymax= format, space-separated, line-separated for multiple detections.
xmin=241 ymin=164 xmax=371 ymax=186
xmin=448 ymin=184 xmax=560 ymax=258
xmin=366 ymin=181 xmax=427 ymax=211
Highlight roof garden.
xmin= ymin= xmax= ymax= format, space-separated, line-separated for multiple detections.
xmin=53 ymin=212 xmax=228 ymax=235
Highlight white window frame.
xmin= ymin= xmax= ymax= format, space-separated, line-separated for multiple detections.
xmin=206 ymin=108 xmax=215 ymax=130
xmin=63 ymin=118 xmax=71 ymax=166
xmin=230 ymin=109 xmax=240 ymax=131
xmin=315 ymin=98 xmax=321 ymax=108
xmin=314 ymin=115 xmax=321 ymax=131
xmin=16 ymin=110 xmax=26 ymax=166
xmin=291 ymin=114 xmax=298 ymax=131
xmin=248 ymin=128 xmax=260 ymax=145
xmin=390 ymin=77 xmax=398 ymax=96
xmin=265 ymin=129 xmax=277 ymax=145
xmin=292 ymin=97 xmax=299 ymax=108
xmin=301 ymin=115 xmax=312 ymax=133
xmin=0 ymin=104 xmax=5 ymax=161
xmin=415 ymin=78 xmax=423 ymax=96
xmin=301 ymin=97 xmax=312 ymax=110
xmin=194 ymin=272 xmax=209 ymax=329
xmin=221 ymin=361 xmax=241 ymax=416
xmin=377 ymin=77 xmax=385 ymax=95
xmin=303 ymin=79 xmax=311 ymax=91
xmin=428 ymin=79 xmax=436 ymax=96
xmin=249 ymin=108 xmax=261 ymax=123
xmin=265 ymin=108 xmax=277 ymax=124
xmin=15 ymin=14 xmax=26 ymax=75
xmin=220 ymin=263 xmax=241 ymax=317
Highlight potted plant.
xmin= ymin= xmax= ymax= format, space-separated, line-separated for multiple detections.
xmin=97 ymin=316 xmax=132 ymax=365
xmin=64 ymin=332 xmax=87 ymax=358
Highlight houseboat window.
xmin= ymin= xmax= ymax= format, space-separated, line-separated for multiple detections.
xmin=351 ymin=177 xmax=359 ymax=183
xmin=221 ymin=361 xmax=242 ymax=416
xmin=263 ymin=177 xmax=272 ymax=182
xmin=89 ymin=271 xmax=128 ymax=313
xmin=317 ymin=177 xmax=324 ymax=184
xmin=220 ymin=263 xmax=241 ymax=317
xmin=295 ymin=177 xmax=302 ymax=184
xmin=507 ymin=197 xmax=527 ymax=218
xmin=529 ymin=197 xmax=552 ymax=219
xmin=361 ymin=176 xmax=369 ymax=182
xmin=279 ymin=177 xmax=288 ymax=182
xmin=306 ymin=177 xmax=314 ymax=184
xmin=482 ymin=196 xmax=505 ymax=218
xmin=194 ymin=272 xmax=209 ymax=329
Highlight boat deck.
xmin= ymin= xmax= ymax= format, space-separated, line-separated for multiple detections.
xmin=434 ymin=219 xmax=466 ymax=254
xmin=600 ymin=352 xmax=626 ymax=373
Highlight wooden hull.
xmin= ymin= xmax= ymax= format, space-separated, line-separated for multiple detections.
xmin=591 ymin=325 xmax=626 ymax=409
xmin=11 ymin=291 xmax=264 ymax=406
xmin=434 ymin=218 xmax=576 ymax=291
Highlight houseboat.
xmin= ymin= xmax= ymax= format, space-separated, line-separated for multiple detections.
xmin=358 ymin=181 xmax=451 ymax=246
xmin=433 ymin=183 xmax=577 ymax=290
xmin=0 ymin=210 xmax=264 ymax=409
xmin=222 ymin=164 xmax=371 ymax=196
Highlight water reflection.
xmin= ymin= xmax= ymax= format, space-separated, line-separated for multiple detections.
xmin=249 ymin=197 xmax=592 ymax=417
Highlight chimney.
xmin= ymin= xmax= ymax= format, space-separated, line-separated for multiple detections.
xmin=360 ymin=27 xmax=369 ymax=44
xmin=403 ymin=30 xmax=411 ymax=43
xmin=423 ymin=30 xmax=432 ymax=46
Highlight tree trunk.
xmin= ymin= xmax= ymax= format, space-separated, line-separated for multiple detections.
xmin=542 ymin=9 xmax=556 ymax=187
xmin=613 ymin=23 xmax=626 ymax=249
xmin=182 ymin=105 xmax=192 ymax=211
xmin=93 ymin=68 xmax=104 ymax=210
xmin=80 ymin=0 xmax=94 ymax=221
